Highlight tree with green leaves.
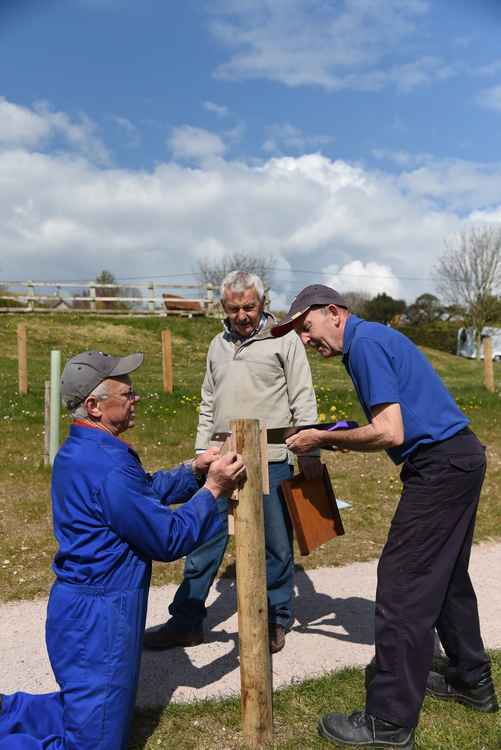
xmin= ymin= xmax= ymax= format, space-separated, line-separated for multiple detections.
xmin=406 ymin=293 xmax=444 ymax=325
xmin=365 ymin=292 xmax=406 ymax=324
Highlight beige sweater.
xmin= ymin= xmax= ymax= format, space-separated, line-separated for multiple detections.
xmin=195 ymin=315 xmax=318 ymax=461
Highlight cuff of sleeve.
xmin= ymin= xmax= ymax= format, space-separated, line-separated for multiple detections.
xmin=183 ymin=459 xmax=206 ymax=487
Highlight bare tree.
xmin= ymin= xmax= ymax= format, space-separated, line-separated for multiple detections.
xmin=341 ymin=290 xmax=371 ymax=317
xmin=197 ymin=252 xmax=276 ymax=293
xmin=435 ymin=225 xmax=501 ymax=357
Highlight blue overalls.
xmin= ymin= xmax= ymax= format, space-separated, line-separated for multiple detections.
xmin=0 ymin=425 xmax=223 ymax=749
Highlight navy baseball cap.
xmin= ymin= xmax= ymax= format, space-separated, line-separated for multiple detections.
xmin=271 ymin=284 xmax=348 ymax=337
xmin=61 ymin=350 xmax=144 ymax=409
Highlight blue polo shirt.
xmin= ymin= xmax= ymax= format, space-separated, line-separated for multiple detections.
xmin=342 ymin=315 xmax=468 ymax=464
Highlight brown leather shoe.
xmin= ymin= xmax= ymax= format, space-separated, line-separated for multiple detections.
xmin=269 ymin=623 xmax=286 ymax=654
xmin=143 ymin=620 xmax=204 ymax=650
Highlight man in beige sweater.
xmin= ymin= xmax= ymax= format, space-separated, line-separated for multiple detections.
xmin=144 ymin=270 xmax=319 ymax=653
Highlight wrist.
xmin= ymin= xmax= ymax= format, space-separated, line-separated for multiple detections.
xmin=203 ymin=479 xmax=221 ymax=499
xmin=184 ymin=459 xmax=205 ymax=485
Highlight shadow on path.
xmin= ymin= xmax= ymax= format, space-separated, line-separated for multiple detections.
xmin=292 ymin=565 xmax=375 ymax=645
xmin=135 ymin=563 xmax=374 ymax=728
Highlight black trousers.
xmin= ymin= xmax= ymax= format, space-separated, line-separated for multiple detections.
xmin=366 ymin=429 xmax=491 ymax=729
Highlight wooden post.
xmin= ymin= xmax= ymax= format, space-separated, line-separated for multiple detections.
xmin=89 ymin=285 xmax=96 ymax=312
xmin=49 ymin=351 xmax=61 ymax=466
xmin=27 ymin=282 xmax=34 ymax=312
xmin=206 ymin=283 xmax=214 ymax=316
xmin=148 ymin=282 xmax=155 ymax=313
xmin=17 ymin=323 xmax=28 ymax=395
xmin=483 ymin=337 xmax=495 ymax=393
xmin=232 ymin=418 xmax=273 ymax=748
xmin=162 ymin=329 xmax=173 ymax=393
xmin=44 ymin=380 xmax=51 ymax=466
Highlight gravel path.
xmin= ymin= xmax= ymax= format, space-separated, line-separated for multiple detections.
xmin=1 ymin=541 xmax=500 ymax=708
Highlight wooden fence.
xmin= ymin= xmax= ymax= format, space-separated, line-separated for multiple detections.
xmin=0 ymin=281 xmax=217 ymax=316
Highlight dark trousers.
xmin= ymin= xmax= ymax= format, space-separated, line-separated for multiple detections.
xmin=366 ymin=429 xmax=491 ymax=729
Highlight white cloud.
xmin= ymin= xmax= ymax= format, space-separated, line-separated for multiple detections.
xmin=0 ymin=97 xmax=50 ymax=146
xmin=399 ymin=159 xmax=501 ymax=212
xmin=372 ymin=148 xmax=432 ymax=167
xmin=263 ymin=123 xmax=334 ymax=154
xmin=2 ymin=98 xmax=501 ymax=304
xmin=208 ymin=0 xmax=447 ymax=92
xmin=204 ymin=101 xmax=230 ymax=117
xmin=0 ymin=97 xmax=109 ymax=163
xmin=478 ymin=84 xmax=501 ymax=113
xmin=324 ymin=261 xmax=402 ymax=298
xmin=168 ymin=125 xmax=226 ymax=162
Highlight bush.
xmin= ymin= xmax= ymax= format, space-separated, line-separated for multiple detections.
xmin=398 ymin=322 xmax=459 ymax=354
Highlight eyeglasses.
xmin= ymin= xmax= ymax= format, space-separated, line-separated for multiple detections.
xmin=95 ymin=388 xmax=138 ymax=403
xmin=118 ymin=389 xmax=137 ymax=401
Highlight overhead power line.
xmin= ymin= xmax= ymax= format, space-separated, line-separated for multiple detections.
xmin=1 ymin=268 xmax=434 ymax=284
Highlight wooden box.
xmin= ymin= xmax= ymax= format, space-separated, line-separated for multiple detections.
xmin=280 ymin=464 xmax=345 ymax=555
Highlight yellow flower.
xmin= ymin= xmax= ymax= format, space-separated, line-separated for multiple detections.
xmin=319 ymin=413 xmax=326 ymax=421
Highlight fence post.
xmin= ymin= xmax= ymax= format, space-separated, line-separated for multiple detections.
xmin=206 ymin=283 xmax=214 ymax=316
xmin=44 ymin=380 xmax=51 ymax=466
xmin=148 ymin=283 xmax=155 ymax=313
xmin=90 ymin=285 xmax=96 ymax=312
xmin=49 ymin=351 xmax=61 ymax=465
xmin=162 ymin=329 xmax=173 ymax=393
xmin=483 ymin=337 xmax=495 ymax=393
xmin=27 ymin=282 xmax=34 ymax=312
xmin=17 ymin=323 xmax=28 ymax=395
xmin=231 ymin=418 xmax=273 ymax=748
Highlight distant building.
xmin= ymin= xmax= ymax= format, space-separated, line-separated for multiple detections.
xmin=457 ymin=327 xmax=501 ymax=361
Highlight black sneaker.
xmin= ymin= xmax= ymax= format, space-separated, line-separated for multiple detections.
xmin=426 ymin=670 xmax=499 ymax=713
xmin=318 ymin=709 xmax=415 ymax=748
xmin=143 ymin=620 xmax=204 ymax=650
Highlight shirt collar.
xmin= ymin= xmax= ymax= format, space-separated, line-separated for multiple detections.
xmin=342 ymin=314 xmax=364 ymax=356
xmin=70 ymin=422 xmax=131 ymax=451
xmin=222 ymin=311 xmax=271 ymax=343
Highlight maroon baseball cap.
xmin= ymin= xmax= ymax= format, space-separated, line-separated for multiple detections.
xmin=271 ymin=284 xmax=348 ymax=337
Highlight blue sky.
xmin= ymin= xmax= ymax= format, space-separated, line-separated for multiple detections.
xmin=1 ymin=0 xmax=501 ymax=304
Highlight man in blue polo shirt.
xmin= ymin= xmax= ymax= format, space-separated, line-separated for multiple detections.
xmin=0 ymin=350 xmax=245 ymax=750
xmin=272 ymin=285 xmax=498 ymax=750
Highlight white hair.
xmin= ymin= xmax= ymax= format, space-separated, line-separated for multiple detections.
xmin=70 ymin=380 xmax=109 ymax=419
xmin=220 ymin=270 xmax=265 ymax=302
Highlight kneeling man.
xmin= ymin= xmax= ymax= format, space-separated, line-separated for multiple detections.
xmin=0 ymin=350 xmax=244 ymax=750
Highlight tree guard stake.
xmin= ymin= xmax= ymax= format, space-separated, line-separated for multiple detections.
xmin=231 ymin=418 xmax=273 ymax=748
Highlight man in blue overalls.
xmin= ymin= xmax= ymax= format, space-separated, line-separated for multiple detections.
xmin=272 ymin=285 xmax=498 ymax=750
xmin=0 ymin=350 xmax=245 ymax=750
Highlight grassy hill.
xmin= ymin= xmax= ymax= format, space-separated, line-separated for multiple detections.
xmin=1 ymin=313 xmax=500 ymax=602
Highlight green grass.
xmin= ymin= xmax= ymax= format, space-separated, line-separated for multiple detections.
xmin=128 ymin=652 xmax=501 ymax=749
xmin=1 ymin=313 xmax=501 ymax=749
xmin=0 ymin=313 xmax=500 ymax=601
